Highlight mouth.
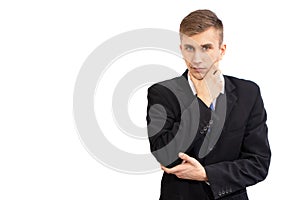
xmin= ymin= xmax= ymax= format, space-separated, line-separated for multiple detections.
xmin=191 ymin=67 xmax=207 ymax=73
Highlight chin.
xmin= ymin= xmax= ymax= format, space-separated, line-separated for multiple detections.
xmin=191 ymin=73 xmax=204 ymax=80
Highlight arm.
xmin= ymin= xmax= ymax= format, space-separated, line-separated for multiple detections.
xmin=204 ymin=86 xmax=271 ymax=199
xmin=147 ymin=82 xmax=211 ymax=167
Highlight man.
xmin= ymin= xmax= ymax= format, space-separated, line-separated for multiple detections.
xmin=146 ymin=9 xmax=271 ymax=199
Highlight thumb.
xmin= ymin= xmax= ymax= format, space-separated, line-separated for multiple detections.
xmin=178 ymin=152 xmax=196 ymax=165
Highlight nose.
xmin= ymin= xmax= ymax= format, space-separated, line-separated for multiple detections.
xmin=192 ymin=50 xmax=213 ymax=67
xmin=191 ymin=51 xmax=204 ymax=66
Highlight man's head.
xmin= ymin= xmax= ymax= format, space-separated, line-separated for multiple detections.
xmin=179 ymin=9 xmax=226 ymax=80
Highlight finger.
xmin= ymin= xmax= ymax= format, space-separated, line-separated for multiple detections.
xmin=188 ymin=71 xmax=198 ymax=83
xmin=213 ymin=70 xmax=222 ymax=79
xmin=178 ymin=152 xmax=190 ymax=160
xmin=162 ymin=164 xmax=184 ymax=174
xmin=205 ymin=63 xmax=220 ymax=80
xmin=161 ymin=165 xmax=171 ymax=173
xmin=213 ymin=69 xmax=220 ymax=75
xmin=206 ymin=67 xmax=222 ymax=83
xmin=211 ymin=65 xmax=221 ymax=75
xmin=212 ymin=58 xmax=220 ymax=69
xmin=161 ymin=165 xmax=166 ymax=170
xmin=178 ymin=152 xmax=196 ymax=165
xmin=188 ymin=71 xmax=193 ymax=80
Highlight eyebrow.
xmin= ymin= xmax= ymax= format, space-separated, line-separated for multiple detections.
xmin=183 ymin=44 xmax=195 ymax=48
xmin=183 ymin=43 xmax=214 ymax=48
xmin=200 ymin=43 xmax=214 ymax=48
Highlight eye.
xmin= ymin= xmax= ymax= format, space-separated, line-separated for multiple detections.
xmin=202 ymin=46 xmax=208 ymax=51
xmin=201 ymin=44 xmax=213 ymax=52
xmin=185 ymin=45 xmax=195 ymax=52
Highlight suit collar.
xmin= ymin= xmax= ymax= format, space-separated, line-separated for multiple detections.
xmin=182 ymin=70 xmax=238 ymax=120
xmin=224 ymin=75 xmax=236 ymax=93
xmin=182 ymin=69 xmax=188 ymax=80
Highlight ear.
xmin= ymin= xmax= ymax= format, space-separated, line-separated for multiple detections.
xmin=219 ymin=43 xmax=226 ymax=60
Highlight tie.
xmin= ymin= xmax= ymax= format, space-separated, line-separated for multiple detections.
xmin=207 ymin=103 xmax=214 ymax=133
xmin=210 ymin=103 xmax=214 ymax=111
xmin=198 ymin=102 xmax=214 ymax=158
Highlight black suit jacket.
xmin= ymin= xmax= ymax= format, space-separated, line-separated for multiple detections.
xmin=146 ymin=70 xmax=271 ymax=200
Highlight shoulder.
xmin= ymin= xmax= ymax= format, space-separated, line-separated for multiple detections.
xmin=147 ymin=77 xmax=184 ymax=114
xmin=147 ymin=76 xmax=187 ymax=110
xmin=148 ymin=76 xmax=183 ymax=94
xmin=224 ymin=75 xmax=260 ymax=94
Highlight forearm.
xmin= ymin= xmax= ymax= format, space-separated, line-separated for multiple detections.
xmin=148 ymin=98 xmax=201 ymax=167
xmin=204 ymin=149 xmax=271 ymax=199
xmin=147 ymin=83 xmax=213 ymax=167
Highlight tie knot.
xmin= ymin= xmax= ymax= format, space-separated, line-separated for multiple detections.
xmin=210 ymin=103 xmax=214 ymax=111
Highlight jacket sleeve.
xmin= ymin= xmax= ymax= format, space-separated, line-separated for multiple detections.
xmin=204 ymin=86 xmax=271 ymax=199
xmin=147 ymin=83 xmax=211 ymax=168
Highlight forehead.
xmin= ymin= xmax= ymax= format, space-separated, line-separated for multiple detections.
xmin=181 ymin=27 xmax=220 ymax=46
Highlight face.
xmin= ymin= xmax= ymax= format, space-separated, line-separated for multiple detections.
xmin=180 ymin=27 xmax=226 ymax=80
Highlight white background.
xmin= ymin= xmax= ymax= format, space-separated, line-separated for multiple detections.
xmin=1 ymin=0 xmax=299 ymax=199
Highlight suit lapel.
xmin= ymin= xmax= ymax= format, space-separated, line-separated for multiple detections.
xmin=199 ymin=76 xmax=238 ymax=158
xmin=190 ymin=74 xmax=238 ymax=158
xmin=223 ymin=76 xmax=237 ymax=125
xmin=163 ymin=70 xmax=196 ymax=110
xmin=158 ymin=71 xmax=196 ymax=111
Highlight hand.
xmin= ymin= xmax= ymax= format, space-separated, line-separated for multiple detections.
xmin=189 ymin=63 xmax=223 ymax=107
xmin=161 ymin=152 xmax=208 ymax=181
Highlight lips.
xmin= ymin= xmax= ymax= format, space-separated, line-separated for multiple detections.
xmin=192 ymin=67 xmax=207 ymax=73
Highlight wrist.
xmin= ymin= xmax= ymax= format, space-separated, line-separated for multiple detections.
xmin=196 ymin=166 xmax=208 ymax=181
xmin=201 ymin=169 xmax=208 ymax=181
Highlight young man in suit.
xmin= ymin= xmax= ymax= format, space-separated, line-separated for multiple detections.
xmin=146 ymin=9 xmax=271 ymax=199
